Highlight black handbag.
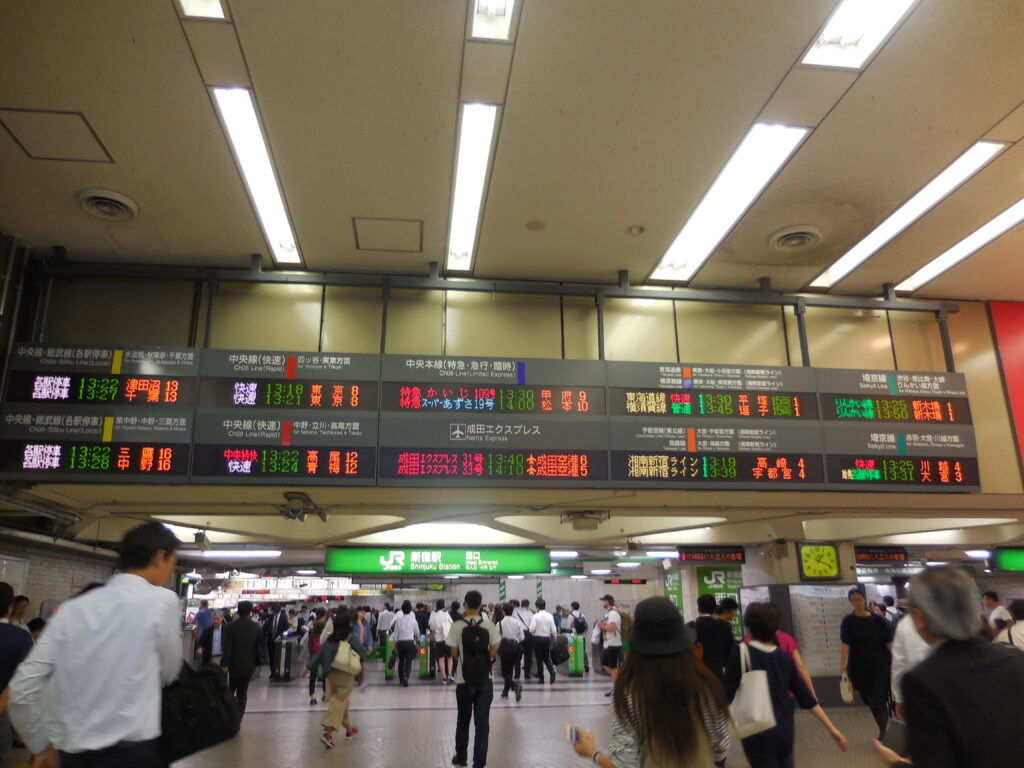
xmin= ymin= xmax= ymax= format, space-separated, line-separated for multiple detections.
xmin=550 ymin=637 xmax=570 ymax=665
xmin=160 ymin=663 xmax=241 ymax=763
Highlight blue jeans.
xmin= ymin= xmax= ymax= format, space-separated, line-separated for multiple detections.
xmin=454 ymin=680 xmax=494 ymax=768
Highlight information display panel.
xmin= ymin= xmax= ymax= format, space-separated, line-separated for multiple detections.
xmin=611 ymin=451 xmax=824 ymax=487
xmin=200 ymin=378 xmax=377 ymax=411
xmin=5 ymin=371 xmax=195 ymax=406
xmin=380 ymin=382 xmax=604 ymax=415
xmin=609 ymin=388 xmax=817 ymax=419
xmin=379 ymin=447 xmax=607 ymax=484
xmin=0 ymin=439 xmax=188 ymax=479
xmin=191 ymin=444 xmax=374 ymax=481
xmin=825 ymin=454 xmax=979 ymax=488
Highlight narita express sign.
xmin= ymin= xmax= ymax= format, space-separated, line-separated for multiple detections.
xmin=325 ymin=547 xmax=550 ymax=575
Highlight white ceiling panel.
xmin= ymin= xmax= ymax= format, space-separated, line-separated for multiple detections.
xmin=696 ymin=0 xmax=1024 ymax=293
xmin=230 ymin=0 xmax=465 ymax=273
xmin=472 ymin=0 xmax=838 ymax=283
xmin=0 ymin=0 xmax=265 ymax=265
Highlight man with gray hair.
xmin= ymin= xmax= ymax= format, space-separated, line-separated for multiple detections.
xmin=874 ymin=566 xmax=1024 ymax=768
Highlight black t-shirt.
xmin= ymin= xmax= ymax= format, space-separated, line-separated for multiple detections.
xmin=0 ymin=623 xmax=33 ymax=689
xmin=695 ymin=615 xmax=735 ymax=681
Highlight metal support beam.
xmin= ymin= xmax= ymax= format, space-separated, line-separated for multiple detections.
xmin=380 ymin=283 xmax=390 ymax=355
xmin=618 ymin=270 xmax=630 ymax=289
xmin=794 ymin=297 xmax=811 ymax=367
xmin=30 ymin=255 xmax=960 ymax=316
xmin=596 ymin=291 xmax=606 ymax=361
xmin=937 ymin=309 xmax=957 ymax=372
xmin=203 ymin=279 xmax=217 ymax=348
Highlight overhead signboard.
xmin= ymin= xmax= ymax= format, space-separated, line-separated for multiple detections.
xmin=0 ymin=346 xmax=980 ymax=493
xmin=994 ymin=548 xmax=1024 ymax=572
xmin=677 ymin=546 xmax=747 ymax=563
xmin=854 ymin=546 xmax=909 ymax=564
xmin=324 ymin=547 xmax=551 ymax=575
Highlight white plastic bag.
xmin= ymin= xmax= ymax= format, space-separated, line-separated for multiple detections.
xmin=730 ymin=643 xmax=777 ymax=739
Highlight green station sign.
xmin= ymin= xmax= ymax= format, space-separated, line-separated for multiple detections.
xmin=325 ymin=547 xmax=550 ymax=575
xmin=994 ymin=548 xmax=1024 ymax=572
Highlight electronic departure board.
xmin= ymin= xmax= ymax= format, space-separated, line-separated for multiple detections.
xmin=0 ymin=346 xmax=981 ymax=492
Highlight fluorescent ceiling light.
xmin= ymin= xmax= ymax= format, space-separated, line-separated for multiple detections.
xmin=896 ymin=196 xmax=1024 ymax=292
xmin=201 ymin=549 xmax=282 ymax=558
xmin=472 ymin=0 xmax=516 ymax=39
xmin=650 ymin=123 xmax=808 ymax=283
xmin=549 ymin=562 xmax=559 ymax=568
xmin=965 ymin=550 xmax=992 ymax=559
xmin=570 ymin=575 xmax=589 ymax=580
xmin=925 ymin=561 xmax=949 ymax=567
xmin=444 ymin=574 xmax=461 ymax=580
xmin=507 ymin=575 xmax=525 ymax=580
xmin=350 ymin=523 xmax=531 ymax=546
xmin=295 ymin=569 xmax=317 ymax=575
xmin=810 ymin=141 xmax=1006 ymax=288
xmin=590 ymin=569 xmax=612 ymax=575
xmin=802 ymin=0 xmax=915 ymax=69
xmin=185 ymin=570 xmax=203 ymax=580
xmin=646 ymin=551 xmax=680 ymax=559
xmin=446 ymin=103 xmax=498 ymax=272
xmin=178 ymin=0 xmax=225 ymax=18
xmin=617 ymin=562 xmax=642 ymax=569
xmin=550 ymin=550 xmax=578 ymax=559
xmin=211 ymin=88 xmax=302 ymax=265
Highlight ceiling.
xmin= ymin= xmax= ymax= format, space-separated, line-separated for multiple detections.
xmin=2 ymin=1 xmax=1024 ymax=556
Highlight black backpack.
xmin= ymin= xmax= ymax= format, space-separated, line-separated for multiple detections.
xmin=460 ymin=618 xmax=492 ymax=686
xmin=573 ymin=613 xmax=588 ymax=635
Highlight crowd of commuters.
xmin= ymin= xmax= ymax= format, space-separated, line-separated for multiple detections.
xmin=4 ymin=521 xmax=1024 ymax=768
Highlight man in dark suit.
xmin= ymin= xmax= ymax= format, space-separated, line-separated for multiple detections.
xmin=267 ymin=606 xmax=290 ymax=680
xmin=694 ymin=594 xmax=734 ymax=683
xmin=220 ymin=601 xmax=267 ymax=717
xmin=196 ymin=610 xmax=225 ymax=666
xmin=874 ymin=566 xmax=1024 ymax=768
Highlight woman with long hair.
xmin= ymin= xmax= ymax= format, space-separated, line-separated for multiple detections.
xmin=569 ymin=596 xmax=731 ymax=767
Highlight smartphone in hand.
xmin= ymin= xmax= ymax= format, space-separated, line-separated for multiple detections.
xmin=565 ymin=724 xmax=579 ymax=743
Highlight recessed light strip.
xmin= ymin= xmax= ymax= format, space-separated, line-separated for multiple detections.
xmin=201 ymin=549 xmax=282 ymax=558
xmin=810 ymin=141 xmax=1006 ymax=288
xmin=446 ymin=103 xmax=498 ymax=272
xmin=802 ymin=0 xmax=916 ymax=70
xmin=178 ymin=0 xmax=226 ymax=19
xmin=211 ymin=88 xmax=302 ymax=265
xmin=471 ymin=0 xmax=517 ymax=40
xmin=896 ymin=196 xmax=1024 ymax=292
xmin=650 ymin=123 xmax=809 ymax=283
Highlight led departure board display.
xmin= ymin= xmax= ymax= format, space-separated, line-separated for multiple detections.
xmin=201 ymin=378 xmax=377 ymax=410
xmin=854 ymin=546 xmax=908 ymax=564
xmin=678 ymin=546 xmax=747 ymax=563
xmin=191 ymin=445 xmax=374 ymax=480
xmin=609 ymin=389 xmax=817 ymax=419
xmin=381 ymin=382 xmax=604 ymax=415
xmin=611 ymin=451 xmax=824 ymax=485
xmin=0 ymin=346 xmax=980 ymax=492
xmin=822 ymin=394 xmax=971 ymax=424
xmin=5 ymin=371 xmax=195 ymax=406
xmin=0 ymin=440 xmax=188 ymax=477
xmin=379 ymin=448 xmax=607 ymax=482
xmin=825 ymin=455 xmax=979 ymax=487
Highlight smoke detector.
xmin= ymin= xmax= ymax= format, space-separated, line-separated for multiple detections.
xmin=768 ymin=225 xmax=821 ymax=253
xmin=76 ymin=188 xmax=138 ymax=222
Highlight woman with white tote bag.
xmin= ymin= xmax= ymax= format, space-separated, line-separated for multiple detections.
xmin=725 ymin=603 xmax=848 ymax=768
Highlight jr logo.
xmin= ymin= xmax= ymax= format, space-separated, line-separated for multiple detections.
xmin=379 ymin=551 xmax=406 ymax=572
xmin=703 ymin=571 xmax=727 ymax=588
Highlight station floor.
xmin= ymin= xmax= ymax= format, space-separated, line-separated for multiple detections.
xmin=164 ymin=665 xmax=881 ymax=768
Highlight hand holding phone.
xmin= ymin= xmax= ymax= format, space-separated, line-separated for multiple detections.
xmin=564 ymin=723 xmax=579 ymax=743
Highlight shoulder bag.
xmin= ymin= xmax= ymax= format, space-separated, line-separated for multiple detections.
xmin=331 ymin=640 xmax=362 ymax=675
xmin=729 ymin=643 xmax=776 ymax=738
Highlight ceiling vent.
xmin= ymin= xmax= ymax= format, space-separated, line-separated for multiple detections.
xmin=76 ymin=188 xmax=138 ymax=222
xmin=768 ymin=225 xmax=821 ymax=253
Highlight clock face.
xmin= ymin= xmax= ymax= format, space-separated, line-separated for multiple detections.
xmin=799 ymin=543 xmax=841 ymax=580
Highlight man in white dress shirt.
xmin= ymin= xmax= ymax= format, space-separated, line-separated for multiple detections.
xmin=528 ymin=599 xmax=558 ymax=684
xmin=10 ymin=521 xmax=182 ymax=768
xmin=512 ymin=599 xmax=535 ymax=680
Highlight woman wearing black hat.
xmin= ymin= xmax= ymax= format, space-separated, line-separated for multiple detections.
xmin=569 ymin=596 xmax=731 ymax=767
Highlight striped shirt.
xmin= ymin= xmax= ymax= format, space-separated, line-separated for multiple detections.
xmin=607 ymin=692 xmax=730 ymax=767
